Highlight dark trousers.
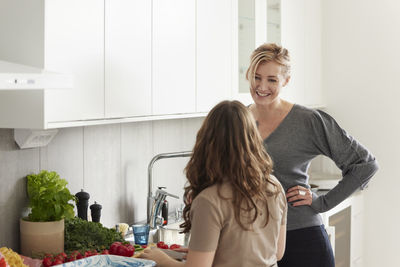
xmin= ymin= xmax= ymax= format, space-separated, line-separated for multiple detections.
xmin=277 ymin=225 xmax=335 ymax=267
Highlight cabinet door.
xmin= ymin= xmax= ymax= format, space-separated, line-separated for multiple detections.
xmin=45 ymin=0 xmax=105 ymax=122
xmin=304 ymin=0 xmax=323 ymax=107
xmin=105 ymin=0 xmax=152 ymax=118
xmin=234 ymin=0 xmax=268 ymax=106
xmin=281 ymin=0 xmax=323 ymax=107
xmin=281 ymin=0 xmax=306 ymax=105
xmin=152 ymin=0 xmax=196 ymax=115
xmin=196 ymin=0 xmax=233 ymax=112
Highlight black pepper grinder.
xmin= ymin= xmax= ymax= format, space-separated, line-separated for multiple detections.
xmin=75 ymin=189 xmax=90 ymax=220
xmin=90 ymin=201 xmax=102 ymax=223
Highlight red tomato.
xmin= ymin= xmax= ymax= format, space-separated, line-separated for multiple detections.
xmin=125 ymin=244 xmax=135 ymax=257
xmin=110 ymin=242 xmax=122 ymax=255
xmin=84 ymin=250 xmax=98 ymax=258
xmin=170 ymin=244 xmax=181 ymax=250
xmin=117 ymin=245 xmax=129 ymax=257
xmin=0 ymin=258 xmax=7 ymax=267
xmin=156 ymin=241 xmax=165 ymax=248
xmin=42 ymin=257 xmax=53 ymax=267
xmin=55 ymin=252 xmax=67 ymax=261
xmin=141 ymin=245 xmax=147 ymax=249
xmin=76 ymin=253 xmax=84 ymax=259
xmin=66 ymin=255 xmax=76 ymax=262
xmin=51 ymin=258 xmax=64 ymax=266
xmin=101 ymin=249 xmax=109 ymax=255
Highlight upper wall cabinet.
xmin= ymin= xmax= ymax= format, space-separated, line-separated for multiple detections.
xmin=0 ymin=0 xmax=235 ymax=129
xmin=152 ymin=0 xmax=196 ymax=115
xmin=105 ymin=0 xmax=152 ymax=118
xmin=281 ymin=0 xmax=324 ymax=107
xmin=0 ymin=0 xmax=104 ymax=129
xmin=234 ymin=0 xmax=268 ymax=105
xmin=196 ymin=0 xmax=233 ymax=112
xmin=0 ymin=0 xmax=323 ymax=129
xmin=234 ymin=0 xmax=324 ymax=108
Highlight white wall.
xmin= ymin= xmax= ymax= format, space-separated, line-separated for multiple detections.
xmin=322 ymin=1 xmax=400 ymax=265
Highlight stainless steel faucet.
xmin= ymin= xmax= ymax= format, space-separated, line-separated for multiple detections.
xmin=147 ymin=151 xmax=192 ymax=228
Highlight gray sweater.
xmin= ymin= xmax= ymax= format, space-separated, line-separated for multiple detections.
xmin=264 ymin=104 xmax=379 ymax=231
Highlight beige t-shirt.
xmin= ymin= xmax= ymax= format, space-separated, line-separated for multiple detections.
xmin=188 ymin=175 xmax=287 ymax=267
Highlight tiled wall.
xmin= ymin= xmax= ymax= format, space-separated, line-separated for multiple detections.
xmin=0 ymin=117 xmax=204 ymax=252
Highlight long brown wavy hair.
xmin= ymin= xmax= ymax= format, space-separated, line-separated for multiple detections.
xmin=181 ymin=100 xmax=279 ymax=233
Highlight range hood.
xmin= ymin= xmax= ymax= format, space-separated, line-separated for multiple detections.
xmin=0 ymin=60 xmax=73 ymax=90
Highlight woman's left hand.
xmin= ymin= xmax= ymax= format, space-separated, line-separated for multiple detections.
xmin=139 ymin=247 xmax=178 ymax=267
xmin=286 ymin=185 xmax=312 ymax=206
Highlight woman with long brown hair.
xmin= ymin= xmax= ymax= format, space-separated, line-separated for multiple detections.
xmin=140 ymin=100 xmax=287 ymax=267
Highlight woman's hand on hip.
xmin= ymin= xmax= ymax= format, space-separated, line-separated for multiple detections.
xmin=286 ymin=185 xmax=312 ymax=206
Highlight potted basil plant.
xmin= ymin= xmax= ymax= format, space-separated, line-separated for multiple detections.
xmin=20 ymin=170 xmax=76 ymax=257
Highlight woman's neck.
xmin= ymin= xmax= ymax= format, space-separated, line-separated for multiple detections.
xmin=251 ymin=98 xmax=292 ymax=121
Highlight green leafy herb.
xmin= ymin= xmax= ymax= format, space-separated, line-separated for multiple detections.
xmin=64 ymin=217 xmax=124 ymax=254
xmin=26 ymin=170 xmax=76 ymax=222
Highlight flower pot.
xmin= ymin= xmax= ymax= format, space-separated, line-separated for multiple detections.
xmin=20 ymin=218 xmax=64 ymax=257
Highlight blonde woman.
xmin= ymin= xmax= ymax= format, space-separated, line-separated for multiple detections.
xmin=140 ymin=100 xmax=287 ymax=267
xmin=246 ymin=43 xmax=379 ymax=267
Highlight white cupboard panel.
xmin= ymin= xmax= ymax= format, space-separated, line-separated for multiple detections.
xmin=304 ymin=0 xmax=323 ymax=107
xmin=281 ymin=0 xmax=305 ymax=105
xmin=105 ymin=0 xmax=152 ymax=118
xmin=197 ymin=0 xmax=233 ymax=112
xmin=152 ymin=0 xmax=196 ymax=115
xmin=45 ymin=0 xmax=104 ymax=122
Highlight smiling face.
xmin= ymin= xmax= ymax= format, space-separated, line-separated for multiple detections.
xmin=250 ymin=61 xmax=290 ymax=106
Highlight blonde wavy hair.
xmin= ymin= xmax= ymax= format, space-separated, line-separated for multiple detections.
xmin=246 ymin=43 xmax=291 ymax=90
xmin=181 ymin=100 xmax=278 ymax=233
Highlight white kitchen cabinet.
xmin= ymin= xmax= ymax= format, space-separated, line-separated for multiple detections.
xmin=321 ymin=191 xmax=365 ymax=267
xmin=281 ymin=0 xmax=306 ymax=104
xmin=0 ymin=0 xmax=252 ymax=130
xmin=304 ymin=0 xmax=323 ymax=107
xmin=0 ymin=0 xmax=104 ymax=129
xmin=281 ymin=0 xmax=324 ymax=107
xmin=105 ymin=0 xmax=152 ymax=118
xmin=152 ymin=0 xmax=196 ymax=115
xmin=234 ymin=0 xmax=268 ymax=106
xmin=45 ymin=0 xmax=104 ymax=122
xmin=196 ymin=0 xmax=233 ymax=112
xmin=350 ymin=192 xmax=364 ymax=267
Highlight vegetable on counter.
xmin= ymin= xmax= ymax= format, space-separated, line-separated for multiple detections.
xmin=0 ymin=247 xmax=27 ymax=267
xmin=41 ymin=249 xmax=112 ymax=267
xmin=26 ymin=170 xmax=76 ymax=222
xmin=109 ymin=242 xmax=135 ymax=257
xmin=64 ymin=217 xmax=124 ymax=254
xmin=169 ymin=244 xmax=181 ymax=250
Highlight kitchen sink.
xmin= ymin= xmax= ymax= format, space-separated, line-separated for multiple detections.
xmin=149 ymin=221 xmax=190 ymax=247
xmin=125 ymin=220 xmax=190 ymax=247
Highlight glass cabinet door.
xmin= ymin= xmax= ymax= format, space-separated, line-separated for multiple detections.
xmin=267 ymin=0 xmax=281 ymax=44
xmin=236 ymin=0 xmax=281 ymax=102
xmin=238 ymin=0 xmax=256 ymax=95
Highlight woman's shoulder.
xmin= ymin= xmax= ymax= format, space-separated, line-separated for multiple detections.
xmin=293 ymin=104 xmax=337 ymax=121
xmin=194 ymin=184 xmax=228 ymax=202
xmin=291 ymin=104 xmax=321 ymax=118
xmin=267 ymin=175 xmax=285 ymax=196
xmin=291 ymin=104 xmax=339 ymax=130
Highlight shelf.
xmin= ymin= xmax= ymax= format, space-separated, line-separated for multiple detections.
xmin=46 ymin=112 xmax=208 ymax=129
xmin=0 ymin=60 xmax=73 ymax=90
